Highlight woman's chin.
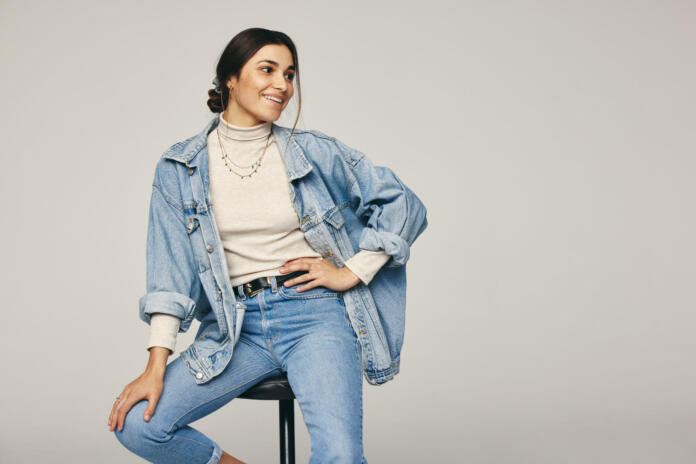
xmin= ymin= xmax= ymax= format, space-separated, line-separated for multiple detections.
xmin=263 ymin=112 xmax=283 ymax=122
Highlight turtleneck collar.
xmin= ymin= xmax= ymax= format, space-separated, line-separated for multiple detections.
xmin=216 ymin=112 xmax=272 ymax=141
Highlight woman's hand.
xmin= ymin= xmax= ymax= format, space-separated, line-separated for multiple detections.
xmin=279 ymin=257 xmax=361 ymax=292
xmin=108 ymin=353 xmax=167 ymax=433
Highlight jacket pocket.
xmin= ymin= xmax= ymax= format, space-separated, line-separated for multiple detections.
xmin=319 ymin=203 xmax=354 ymax=264
xmin=321 ymin=203 xmax=345 ymax=229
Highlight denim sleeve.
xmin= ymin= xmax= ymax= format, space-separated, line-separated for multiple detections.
xmin=334 ymin=138 xmax=429 ymax=268
xmin=138 ymin=180 xmax=202 ymax=333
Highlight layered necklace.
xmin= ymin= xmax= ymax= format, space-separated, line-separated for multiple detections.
xmin=216 ymin=123 xmax=272 ymax=180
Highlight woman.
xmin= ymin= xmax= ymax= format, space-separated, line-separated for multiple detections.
xmin=108 ymin=27 xmax=427 ymax=464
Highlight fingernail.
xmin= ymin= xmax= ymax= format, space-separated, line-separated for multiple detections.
xmin=145 ymin=414 xmax=150 ymax=420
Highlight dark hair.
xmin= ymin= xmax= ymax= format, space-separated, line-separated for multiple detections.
xmin=207 ymin=27 xmax=301 ymax=137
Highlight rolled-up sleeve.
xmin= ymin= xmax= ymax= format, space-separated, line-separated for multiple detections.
xmin=344 ymin=249 xmax=392 ymax=285
xmin=147 ymin=313 xmax=181 ymax=354
xmin=334 ymin=138 xmax=429 ymax=269
xmin=138 ymin=174 xmax=202 ymax=333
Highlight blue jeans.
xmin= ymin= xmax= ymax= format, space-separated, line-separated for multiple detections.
xmin=114 ymin=276 xmax=367 ymax=463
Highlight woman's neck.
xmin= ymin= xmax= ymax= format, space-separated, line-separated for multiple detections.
xmin=217 ymin=112 xmax=271 ymax=141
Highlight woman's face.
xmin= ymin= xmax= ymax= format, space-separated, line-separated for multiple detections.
xmin=223 ymin=44 xmax=295 ymax=126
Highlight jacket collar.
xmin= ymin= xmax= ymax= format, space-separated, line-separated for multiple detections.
xmin=162 ymin=115 xmax=313 ymax=181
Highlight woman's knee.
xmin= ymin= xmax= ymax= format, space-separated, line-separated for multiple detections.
xmin=113 ymin=399 xmax=172 ymax=453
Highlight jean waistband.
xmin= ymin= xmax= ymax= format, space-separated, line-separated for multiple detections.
xmin=234 ymin=270 xmax=308 ymax=300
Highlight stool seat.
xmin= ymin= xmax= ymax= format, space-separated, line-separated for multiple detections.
xmin=239 ymin=373 xmax=296 ymax=400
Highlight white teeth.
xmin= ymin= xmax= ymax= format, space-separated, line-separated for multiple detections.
xmin=264 ymin=95 xmax=283 ymax=103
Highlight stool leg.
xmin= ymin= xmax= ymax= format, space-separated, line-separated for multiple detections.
xmin=279 ymin=399 xmax=295 ymax=464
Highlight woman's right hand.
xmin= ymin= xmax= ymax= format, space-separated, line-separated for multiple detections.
xmin=109 ymin=348 xmax=169 ymax=433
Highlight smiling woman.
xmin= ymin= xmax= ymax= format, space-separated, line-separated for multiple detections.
xmin=208 ymin=37 xmax=300 ymax=133
xmin=109 ymin=26 xmax=428 ymax=464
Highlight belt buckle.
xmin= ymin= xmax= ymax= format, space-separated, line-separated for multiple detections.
xmin=245 ymin=282 xmax=262 ymax=298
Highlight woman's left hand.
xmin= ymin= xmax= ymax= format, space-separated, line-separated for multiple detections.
xmin=278 ymin=257 xmax=361 ymax=292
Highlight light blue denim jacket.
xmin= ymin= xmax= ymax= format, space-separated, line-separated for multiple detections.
xmin=139 ymin=115 xmax=428 ymax=386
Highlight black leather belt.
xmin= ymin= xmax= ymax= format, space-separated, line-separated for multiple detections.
xmin=235 ymin=270 xmax=308 ymax=299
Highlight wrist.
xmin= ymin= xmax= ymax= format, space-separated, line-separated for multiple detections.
xmin=145 ymin=347 xmax=170 ymax=376
xmin=343 ymin=266 xmax=361 ymax=287
xmin=145 ymin=363 xmax=166 ymax=378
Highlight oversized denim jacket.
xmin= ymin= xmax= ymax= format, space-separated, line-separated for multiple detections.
xmin=139 ymin=115 xmax=428 ymax=386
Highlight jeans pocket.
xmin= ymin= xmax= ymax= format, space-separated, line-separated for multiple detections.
xmin=277 ymin=282 xmax=340 ymax=300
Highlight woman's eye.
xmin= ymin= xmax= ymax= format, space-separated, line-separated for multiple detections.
xmin=260 ymin=67 xmax=294 ymax=81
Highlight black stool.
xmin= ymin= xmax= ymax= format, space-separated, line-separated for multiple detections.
xmin=238 ymin=373 xmax=296 ymax=464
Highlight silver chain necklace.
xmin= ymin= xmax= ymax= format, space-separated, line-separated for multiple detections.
xmin=216 ymin=126 xmax=272 ymax=179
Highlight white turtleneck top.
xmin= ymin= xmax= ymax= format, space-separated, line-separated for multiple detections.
xmin=147 ymin=114 xmax=391 ymax=353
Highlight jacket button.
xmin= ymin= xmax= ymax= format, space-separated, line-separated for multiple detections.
xmin=195 ymin=372 xmax=203 ymax=379
xmin=206 ymin=245 xmax=213 ymax=253
xmin=188 ymin=168 xmax=194 ymax=176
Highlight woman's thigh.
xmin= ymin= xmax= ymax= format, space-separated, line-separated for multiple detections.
xmin=118 ymin=335 xmax=282 ymax=440
xmin=268 ymin=286 xmax=365 ymax=462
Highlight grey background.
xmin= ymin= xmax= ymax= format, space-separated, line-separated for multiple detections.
xmin=1 ymin=1 xmax=694 ymax=462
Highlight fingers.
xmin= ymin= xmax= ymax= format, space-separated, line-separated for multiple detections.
xmin=144 ymin=393 xmax=160 ymax=422
xmin=279 ymin=257 xmax=334 ymax=291
xmin=109 ymin=391 xmax=126 ymax=431
xmin=282 ymin=272 xmax=314 ymax=289
xmin=109 ymin=393 xmax=125 ymax=432
xmin=116 ymin=394 xmax=137 ymax=432
xmin=108 ymin=401 xmax=116 ymax=429
xmin=109 ymin=389 xmax=142 ymax=433
xmin=109 ymin=394 xmax=124 ymax=432
xmin=284 ymin=269 xmax=329 ymax=292
xmin=280 ymin=257 xmax=324 ymax=273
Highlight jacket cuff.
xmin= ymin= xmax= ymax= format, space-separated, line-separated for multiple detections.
xmin=147 ymin=313 xmax=180 ymax=353
xmin=139 ymin=291 xmax=197 ymax=332
xmin=344 ymin=249 xmax=392 ymax=285
xmin=357 ymin=227 xmax=410 ymax=268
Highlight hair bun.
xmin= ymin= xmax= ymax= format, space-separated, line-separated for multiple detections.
xmin=206 ymin=88 xmax=223 ymax=113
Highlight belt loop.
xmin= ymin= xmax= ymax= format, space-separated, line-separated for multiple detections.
xmin=236 ymin=284 xmax=246 ymax=300
xmin=269 ymin=275 xmax=278 ymax=292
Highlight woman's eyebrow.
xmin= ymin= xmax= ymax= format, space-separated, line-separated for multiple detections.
xmin=256 ymin=59 xmax=295 ymax=71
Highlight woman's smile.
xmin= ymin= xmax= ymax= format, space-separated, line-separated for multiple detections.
xmin=262 ymin=94 xmax=283 ymax=107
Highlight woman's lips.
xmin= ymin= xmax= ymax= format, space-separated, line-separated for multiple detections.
xmin=263 ymin=96 xmax=282 ymax=107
